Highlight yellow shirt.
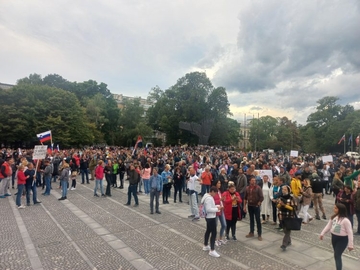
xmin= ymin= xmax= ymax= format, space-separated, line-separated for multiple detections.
xmin=291 ymin=178 xmax=302 ymax=197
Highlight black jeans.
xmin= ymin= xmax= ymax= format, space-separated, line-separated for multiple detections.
xmin=248 ymin=205 xmax=262 ymax=236
xmin=119 ymin=172 xmax=125 ymax=187
xmin=174 ymin=183 xmax=182 ymax=202
xmin=105 ymin=174 xmax=111 ymax=195
xmin=163 ymin=184 xmax=170 ymax=203
xmin=127 ymin=184 xmax=138 ymax=205
xmin=204 ymin=218 xmax=217 ymax=250
xmin=331 ymin=234 xmax=348 ymax=270
xmin=272 ymin=201 xmax=277 ymax=222
xmin=226 ymin=207 xmax=239 ymax=237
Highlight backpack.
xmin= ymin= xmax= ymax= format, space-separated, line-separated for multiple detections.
xmin=199 ymin=203 xmax=206 ymax=218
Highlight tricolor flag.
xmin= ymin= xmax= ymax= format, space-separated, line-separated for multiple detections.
xmin=37 ymin=130 xmax=52 ymax=143
xmin=47 ymin=144 xmax=53 ymax=154
xmin=356 ymin=135 xmax=360 ymax=146
xmin=135 ymin=135 xmax=143 ymax=148
xmin=132 ymin=136 xmax=143 ymax=156
xmin=337 ymin=134 xmax=345 ymax=145
xmin=56 ymin=144 xmax=60 ymax=152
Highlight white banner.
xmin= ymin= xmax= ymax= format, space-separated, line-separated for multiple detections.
xmin=255 ymin=170 xmax=273 ymax=183
xmin=290 ymin=150 xmax=298 ymax=157
xmin=322 ymin=155 xmax=333 ymax=163
xmin=33 ymin=145 xmax=48 ymax=160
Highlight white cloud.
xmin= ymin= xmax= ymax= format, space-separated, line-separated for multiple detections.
xmin=0 ymin=0 xmax=359 ymax=124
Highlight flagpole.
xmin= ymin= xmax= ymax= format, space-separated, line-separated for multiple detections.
xmin=50 ymin=130 xmax=53 ymax=146
xmin=344 ymin=136 xmax=346 ymax=154
xmin=351 ymin=133 xmax=353 ymax=152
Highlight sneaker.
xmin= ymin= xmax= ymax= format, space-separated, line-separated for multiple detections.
xmin=209 ymin=250 xmax=220 ymax=258
xmin=156 ymin=211 xmax=161 ymax=214
xmin=232 ymin=236 xmax=237 ymax=241
xmin=18 ymin=205 xmax=26 ymax=209
xmin=215 ymin=240 xmax=220 ymax=246
xmin=192 ymin=217 xmax=200 ymax=221
xmin=315 ymin=215 xmax=320 ymax=220
xmin=34 ymin=200 xmax=41 ymax=204
xmin=280 ymin=245 xmax=286 ymax=251
xmin=134 ymin=204 xmax=139 ymax=207
xmin=219 ymin=239 xmax=227 ymax=245
xmin=26 ymin=203 xmax=31 ymax=206
xmin=188 ymin=215 xmax=195 ymax=218
xmin=0 ymin=195 xmax=6 ymax=198
xmin=5 ymin=193 xmax=11 ymax=196
xmin=202 ymin=245 xmax=210 ymax=251
xmin=101 ymin=194 xmax=106 ymax=197
xmin=322 ymin=215 xmax=327 ymax=220
xmin=245 ymin=232 xmax=254 ymax=238
xmin=70 ymin=187 xmax=76 ymax=191
xmin=258 ymin=236 xmax=263 ymax=241
xmin=94 ymin=194 xmax=99 ymax=197
xmin=225 ymin=235 xmax=230 ymax=241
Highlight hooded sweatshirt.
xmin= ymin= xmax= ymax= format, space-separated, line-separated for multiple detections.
xmin=200 ymin=193 xmax=219 ymax=219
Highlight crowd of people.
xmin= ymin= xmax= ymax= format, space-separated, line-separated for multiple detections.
xmin=1 ymin=146 xmax=359 ymax=267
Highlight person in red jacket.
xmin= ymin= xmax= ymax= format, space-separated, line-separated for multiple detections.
xmin=94 ymin=160 xmax=105 ymax=197
xmin=222 ymin=181 xmax=242 ymax=240
xmin=16 ymin=165 xmax=28 ymax=209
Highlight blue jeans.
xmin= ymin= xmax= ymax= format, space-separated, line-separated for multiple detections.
xmin=44 ymin=176 xmax=51 ymax=195
xmin=143 ymin=179 xmax=150 ymax=194
xmin=216 ymin=211 xmax=227 ymax=238
xmin=36 ymin=173 xmax=42 ymax=186
xmin=201 ymin=184 xmax=210 ymax=195
xmin=16 ymin=184 xmax=25 ymax=206
xmin=81 ymin=170 xmax=89 ymax=184
xmin=52 ymin=175 xmax=58 ymax=182
xmin=61 ymin=181 xmax=68 ymax=197
xmin=94 ymin=179 xmax=104 ymax=195
xmin=127 ymin=184 xmax=138 ymax=205
xmin=26 ymin=183 xmax=38 ymax=204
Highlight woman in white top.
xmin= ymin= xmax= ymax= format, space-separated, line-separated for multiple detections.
xmin=261 ymin=175 xmax=272 ymax=224
xmin=320 ymin=203 xmax=354 ymax=270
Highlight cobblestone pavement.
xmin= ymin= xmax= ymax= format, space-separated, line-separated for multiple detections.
xmin=0 ymin=178 xmax=359 ymax=270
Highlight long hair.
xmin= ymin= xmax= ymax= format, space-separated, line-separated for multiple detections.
xmin=331 ymin=203 xmax=348 ymax=220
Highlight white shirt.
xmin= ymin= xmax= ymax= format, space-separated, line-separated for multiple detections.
xmin=187 ymin=175 xmax=198 ymax=190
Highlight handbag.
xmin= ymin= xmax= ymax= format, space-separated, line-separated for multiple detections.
xmin=283 ymin=212 xmax=302 ymax=230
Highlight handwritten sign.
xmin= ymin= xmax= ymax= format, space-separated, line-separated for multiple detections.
xmin=33 ymin=145 xmax=48 ymax=160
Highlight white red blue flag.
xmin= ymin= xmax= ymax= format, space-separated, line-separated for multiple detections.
xmin=36 ymin=130 xmax=52 ymax=143
xmin=337 ymin=134 xmax=345 ymax=145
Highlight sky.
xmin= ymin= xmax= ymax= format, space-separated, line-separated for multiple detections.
xmin=1 ymin=0 xmax=360 ymax=124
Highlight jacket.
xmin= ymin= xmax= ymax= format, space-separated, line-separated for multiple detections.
xmin=128 ymin=169 xmax=139 ymax=185
xmin=213 ymin=191 xmax=223 ymax=216
xmin=0 ymin=162 xmax=12 ymax=178
xmin=149 ymin=174 xmax=163 ymax=192
xmin=344 ymin=170 xmax=360 ymax=189
xmin=311 ymin=176 xmax=323 ymax=193
xmin=17 ymin=170 xmax=27 ymax=185
xmin=95 ymin=165 xmax=104 ymax=180
xmin=201 ymin=193 xmax=219 ymax=219
xmin=60 ymin=168 xmax=70 ymax=182
xmin=223 ymin=190 xmax=242 ymax=220
xmin=332 ymin=177 xmax=344 ymax=191
xmin=301 ymin=186 xmax=313 ymax=206
xmin=244 ymin=184 xmax=263 ymax=206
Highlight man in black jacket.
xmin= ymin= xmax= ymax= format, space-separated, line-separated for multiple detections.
xmin=311 ymin=172 xmax=326 ymax=220
xmin=125 ymin=164 xmax=139 ymax=206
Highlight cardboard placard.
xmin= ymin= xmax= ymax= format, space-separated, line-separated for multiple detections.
xmin=33 ymin=145 xmax=48 ymax=160
xmin=290 ymin=150 xmax=298 ymax=157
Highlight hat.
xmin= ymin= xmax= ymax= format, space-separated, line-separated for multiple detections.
xmin=295 ymin=170 xmax=302 ymax=176
xmin=312 ymin=172 xmax=319 ymax=178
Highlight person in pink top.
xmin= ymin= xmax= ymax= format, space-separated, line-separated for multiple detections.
xmin=320 ymin=203 xmax=354 ymax=270
xmin=142 ymin=163 xmax=151 ymax=195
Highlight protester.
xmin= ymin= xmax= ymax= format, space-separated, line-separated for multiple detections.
xmin=24 ymin=163 xmax=41 ymax=206
xmin=94 ymin=160 xmax=105 ymax=197
xmin=299 ymin=178 xmax=313 ymax=224
xmin=161 ymin=164 xmax=172 ymax=204
xmin=187 ymin=167 xmax=200 ymax=221
xmin=173 ymin=166 xmax=183 ymax=203
xmin=201 ymin=186 xmax=222 ymax=258
xmin=125 ymin=164 xmax=139 ymax=206
xmin=320 ymin=203 xmax=354 ymax=270
xmin=222 ymin=181 xmax=242 ymax=240
xmin=16 ymin=165 xmax=27 ymax=209
xmin=244 ymin=176 xmax=264 ymax=241
xmin=277 ymin=185 xmax=297 ymax=251
xmin=213 ymin=180 xmax=227 ymax=246
xmin=337 ymin=185 xmax=355 ymax=227
xmin=58 ymin=162 xmax=70 ymax=200
xmin=354 ymin=177 xmax=360 ymax=235
xmin=149 ymin=168 xmax=163 ymax=214
xmin=260 ymin=175 xmax=272 ymax=224
xmin=0 ymin=157 xmax=13 ymax=198
xmin=311 ymin=172 xmax=327 ymax=220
